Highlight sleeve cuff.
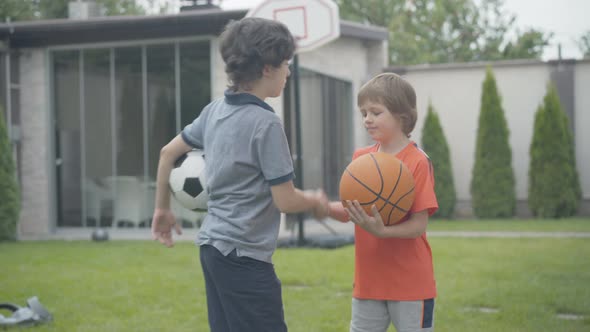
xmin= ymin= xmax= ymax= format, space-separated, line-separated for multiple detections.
xmin=268 ymin=172 xmax=294 ymax=186
xmin=181 ymin=131 xmax=202 ymax=149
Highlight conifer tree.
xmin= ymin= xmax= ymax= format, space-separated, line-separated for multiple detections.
xmin=471 ymin=67 xmax=516 ymax=218
xmin=422 ymin=102 xmax=456 ymax=218
xmin=528 ymin=84 xmax=580 ymax=217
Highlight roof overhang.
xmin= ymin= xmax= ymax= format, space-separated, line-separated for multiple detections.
xmin=0 ymin=9 xmax=388 ymax=49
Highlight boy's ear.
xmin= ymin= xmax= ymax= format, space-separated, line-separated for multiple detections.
xmin=262 ymin=64 xmax=273 ymax=77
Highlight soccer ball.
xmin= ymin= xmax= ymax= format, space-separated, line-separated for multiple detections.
xmin=169 ymin=150 xmax=209 ymax=212
xmin=91 ymin=228 xmax=109 ymax=242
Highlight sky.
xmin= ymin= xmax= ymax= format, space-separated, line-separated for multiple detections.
xmin=212 ymin=0 xmax=589 ymax=60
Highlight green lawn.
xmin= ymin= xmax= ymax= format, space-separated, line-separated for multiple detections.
xmin=1 ymin=221 xmax=589 ymax=331
xmin=428 ymin=218 xmax=590 ymax=232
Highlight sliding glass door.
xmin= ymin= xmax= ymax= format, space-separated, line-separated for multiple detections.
xmin=51 ymin=40 xmax=211 ymax=228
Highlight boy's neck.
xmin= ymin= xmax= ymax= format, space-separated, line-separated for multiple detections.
xmin=238 ymin=82 xmax=269 ymax=101
xmin=378 ymin=136 xmax=411 ymax=155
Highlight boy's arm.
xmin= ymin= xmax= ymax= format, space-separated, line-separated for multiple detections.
xmin=379 ymin=210 xmax=429 ymax=238
xmin=152 ymin=134 xmax=193 ymax=247
xmin=328 ymin=201 xmax=350 ymax=222
xmin=345 ymin=200 xmax=429 ymax=238
xmin=270 ymin=181 xmax=329 ymax=219
xmin=154 ymin=135 xmax=193 ymax=209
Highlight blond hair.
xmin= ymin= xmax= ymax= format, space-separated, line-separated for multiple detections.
xmin=358 ymin=73 xmax=417 ymax=136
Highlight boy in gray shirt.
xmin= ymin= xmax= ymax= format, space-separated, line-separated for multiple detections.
xmin=151 ymin=17 xmax=329 ymax=332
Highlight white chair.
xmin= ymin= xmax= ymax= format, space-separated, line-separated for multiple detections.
xmin=84 ymin=178 xmax=109 ymax=227
xmin=102 ymin=176 xmax=151 ymax=228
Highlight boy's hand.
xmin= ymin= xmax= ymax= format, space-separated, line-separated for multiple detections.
xmin=151 ymin=208 xmax=182 ymax=247
xmin=312 ymin=189 xmax=329 ymax=220
xmin=344 ymin=200 xmax=385 ymax=237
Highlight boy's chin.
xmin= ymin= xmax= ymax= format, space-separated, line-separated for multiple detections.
xmin=368 ymin=133 xmax=381 ymax=141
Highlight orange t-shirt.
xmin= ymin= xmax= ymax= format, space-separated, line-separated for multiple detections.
xmin=352 ymin=142 xmax=438 ymax=301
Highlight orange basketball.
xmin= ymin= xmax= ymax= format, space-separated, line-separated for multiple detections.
xmin=339 ymin=152 xmax=415 ymax=225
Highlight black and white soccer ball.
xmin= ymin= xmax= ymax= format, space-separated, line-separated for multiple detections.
xmin=91 ymin=228 xmax=109 ymax=242
xmin=169 ymin=150 xmax=209 ymax=212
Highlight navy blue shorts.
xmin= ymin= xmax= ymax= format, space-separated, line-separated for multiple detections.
xmin=199 ymin=244 xmax=288 ymax=332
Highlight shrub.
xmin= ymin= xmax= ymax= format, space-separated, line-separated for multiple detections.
xmin=470 ymin=67 xmax=516 ymax=218
xmin=528 ymin=84 xmax=580 ymax=217
xmin=421 ymin=102 xmax=456 ymax=218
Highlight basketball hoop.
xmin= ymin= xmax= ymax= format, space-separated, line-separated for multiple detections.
xmin=247 ymin=0 xmax=340 ymax=53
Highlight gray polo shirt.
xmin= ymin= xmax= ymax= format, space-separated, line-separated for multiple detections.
xmin=181 ymin=90 xmax=294 ymax=263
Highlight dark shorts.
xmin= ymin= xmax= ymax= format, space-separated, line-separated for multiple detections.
xmin=199 ymin=244 xmax=287 ymax=332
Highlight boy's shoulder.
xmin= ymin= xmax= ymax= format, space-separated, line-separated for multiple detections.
xmin=352 ymin=144 xmax=379 ymax=160
xmin=401 ymin=143 xmax=434 ymax=178
xmin=406 ymin=142 xmax=431 ymax=161
xmin=398 ymin=142 xmax=432 ymax=167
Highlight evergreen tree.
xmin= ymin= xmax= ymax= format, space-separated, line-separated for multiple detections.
xmin=470 ymin=67 xmax=516 ymax=218
xmin=528 ymin=84 xmax=580 ymax=217
xmin=0 ymin=106 xmax=20 ymax=241
xmin=422 ymin=102 xmax=456 ymax=218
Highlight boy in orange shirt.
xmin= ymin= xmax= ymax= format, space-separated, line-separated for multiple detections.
xmin=329 ymin=73 xmax=439 ymax=332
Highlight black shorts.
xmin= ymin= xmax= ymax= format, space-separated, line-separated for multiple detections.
xmin=199 ymin=244 xmax=287 ymax=332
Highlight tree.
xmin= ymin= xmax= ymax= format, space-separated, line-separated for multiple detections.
xmin=470 ymin=67 xmax=515 ymax=218
xmin=421 ymin=102 xmax=456 ymax=218
xmin=502 ymin=28 xmax=553 ymax=60
xmin=0 ymin=0 xmax=36 ymax=21
xmin=528 ymin=84 xmax=580 ymax=218
xmin=336 ymin=0 xmax=553 ymax=65
xmin=1 ymin=0 xmax=147 ymax=21
xmin=578 ymin=30 xmax=590 ymax=58
xmin=0 ymin=106 xmax=20 ymax=241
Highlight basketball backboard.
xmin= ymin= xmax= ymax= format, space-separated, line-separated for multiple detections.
xmin=247 ymin=0 xmax=340 ymax=53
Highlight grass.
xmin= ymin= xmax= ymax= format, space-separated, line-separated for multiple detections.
xmin=1 ymin=220 xmax=589 ymax=331
xmin=428 ymin=218 xmax=590 ymax=232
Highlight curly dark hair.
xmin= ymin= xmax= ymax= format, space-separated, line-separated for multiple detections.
xmin=219 ymin=17 xmax=296 ymax=91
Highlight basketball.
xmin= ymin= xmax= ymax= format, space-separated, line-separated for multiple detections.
xmin=339 ymin=152 xmax=415 ymax=225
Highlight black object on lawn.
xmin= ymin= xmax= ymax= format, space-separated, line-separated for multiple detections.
xmin=91 ymin=228 xmax=109 ymax=242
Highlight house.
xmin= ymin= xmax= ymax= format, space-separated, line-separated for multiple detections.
xmin=0 ymin=6 xmax=388 ymax=239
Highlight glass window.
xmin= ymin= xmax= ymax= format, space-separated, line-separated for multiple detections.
xmin=9 ymin=53 xmax=19 ymax=126
xmin=180 ymin=41 xmax=211 ymax=127
xmin=115 ymin=47 xmax=143 ymax=178
xmin=112 ymin=47 xmax=150 ymax=228
xmin=83 ymin=48 xmax=112 ymax=227
xmin=288 ymin=68 xmax=353 ymax=199
xmin=51 ymin=40 xmax=211 ymax=229
xmin=53 ymin=50 xmax=82 ymax=227
xmin=0 ymin=53 xmax=21 ymax=128
xmin=322 ymin=76 xmax=353 ymax=198
xmin=146 ymin=44 xmax=176 ymax=181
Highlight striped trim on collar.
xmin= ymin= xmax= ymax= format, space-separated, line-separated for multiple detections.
xmin=224 ymin=90 xmax=274 ymax=113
